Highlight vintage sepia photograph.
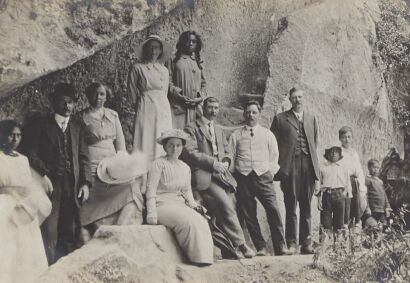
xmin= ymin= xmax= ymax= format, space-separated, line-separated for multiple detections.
xmin=0 ymin=0 xmax=409 ymax=282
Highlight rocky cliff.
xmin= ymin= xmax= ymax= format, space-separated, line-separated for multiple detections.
xmin=0 ymin=0 xmax=181 ymax=96
xmin=0 ymin=0 xmax=408 ymax=161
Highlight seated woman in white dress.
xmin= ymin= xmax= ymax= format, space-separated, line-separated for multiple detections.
xmin=0 ymin=120 xmax=51 ymax=282
xmin=145 ymin=129 xmax=213 ymax=265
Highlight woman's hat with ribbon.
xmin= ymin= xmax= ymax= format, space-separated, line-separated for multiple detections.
xmin=156 ymin=129 xmax=189 ymax=145
xmin=97 ymin=151 xmax=148 ymax=185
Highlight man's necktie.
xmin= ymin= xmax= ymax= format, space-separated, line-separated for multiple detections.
xmin=209 ymin=122 xmax=214 ymax=140
xmin=61 ymin=120 xmax=67 ymax=132
xmin=209 ymin=122 xmax=218 ymax=156
xmin=250 ymin=128 xmax=254 ymax=137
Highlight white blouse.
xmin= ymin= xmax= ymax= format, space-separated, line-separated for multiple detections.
xmin=338 ymin=147 xmax=367 ymax=193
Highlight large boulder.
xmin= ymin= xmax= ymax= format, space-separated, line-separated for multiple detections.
xmin=37 ymin=225 xmax=319 ymax=283
xmin=0 ymin=0 xmax=181 ymax=97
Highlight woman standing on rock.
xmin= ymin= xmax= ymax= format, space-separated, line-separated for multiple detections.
xmin=78 ymin=82 xmax=145 ymax=239
xmin=145 ymin=129 xmax=213 ymax=266
xmin=0 ymin=120 xmax=51 ymax=282
xmin=127 ymin=35 xmax=173 ymax=161
xmin=166 ymin=30 xmax=207 ymax=129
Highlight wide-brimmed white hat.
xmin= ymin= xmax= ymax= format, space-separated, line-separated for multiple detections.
xmin=156 ymin=129 xmax=189 ymax=145
xmin=135 ymin=34 xmax=172 ymax=63
xmin=97 ymin=151 xmax=148 ymax=185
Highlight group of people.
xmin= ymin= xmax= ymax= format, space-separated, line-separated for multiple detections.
xmin=0 ymin=31 xmax=393 ymax=281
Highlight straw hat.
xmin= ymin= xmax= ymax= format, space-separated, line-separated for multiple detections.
xmin=135 ymin=34 xmax=172 ymax=63
xmin=324 ymin=146 xmax=343 ymax=162
xmin=97 ymin=151 xmax=148 ymax=185
xmin=156 ymin=129 xmax=189 ymax=145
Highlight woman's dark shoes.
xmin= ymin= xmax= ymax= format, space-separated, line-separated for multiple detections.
xmin=238 ymin=244 xmax=255 ymax=258
xmin=300 ymin=245 xmax=315 ymax=254
xmin=256 ymin=247 xmax=268 ymax=256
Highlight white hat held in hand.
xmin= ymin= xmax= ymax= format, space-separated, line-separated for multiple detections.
xmin=97 ymin=151 xmax=148 ymax=185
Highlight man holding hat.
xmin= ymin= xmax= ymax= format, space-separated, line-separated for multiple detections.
xmin=182 ymin=97 xmax=255 ymax=259
xmin=316 ymin=146 xmax=351 ymax=240
xmin=24 ymin=82 xmax=92 ymax=264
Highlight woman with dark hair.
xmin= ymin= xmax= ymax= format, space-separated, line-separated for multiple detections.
xmin=127 ymin=35 xmax=173 ymax=161
xmin=146 ymin=129 xmax=213 ymax=266
xmin=0 ymin=120 xmax=51 ymax=282
xmin=166 ymin=30 xmax=207 ymax=129
xmin=78 ymin=82 xmax=144 ymax=239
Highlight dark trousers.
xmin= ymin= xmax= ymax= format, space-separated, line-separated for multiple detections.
xmin=235 ymin=171 xmax=286 ymax=252
xmin=42 ymin=173 xmax=80 ymax=264
xmin=200 ymin=182 xmax=246 ymax=247
xmin=281 ymin=153 xmax=315 ymax=247
xmin=373 ymin=212 xmax=387 ymax=224
xmin=345 ymin=176 xmax=363 ymax=225
xmin=320 ymin=188 xmax=346 ymax=231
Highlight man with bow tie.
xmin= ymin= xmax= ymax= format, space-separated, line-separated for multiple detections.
xmin=182 ymin=97 xmax=255 ymax=259
xmin=229 ymin=100 xmax=289 ymax=256
xmin=24 ymin=83 xmax=92 ymax=264
xmin=270 ymin=87 xmax=319 ymax=254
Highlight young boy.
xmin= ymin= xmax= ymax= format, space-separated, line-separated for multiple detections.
xmin=337 ymin=126 xmax=367 ymax=228
xmin=316 ymin=146 xmax=352 ymax=240
xmin=365 ymin=159 xmax=392 ymax=224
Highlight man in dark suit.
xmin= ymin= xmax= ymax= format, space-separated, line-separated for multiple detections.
xmin=270 ymin=87 xmax=319 ymax=254
xmin=24 ymin=83 xmax=92 ymax=264
xmin=182 ymin=97 xmax=255 ymax=258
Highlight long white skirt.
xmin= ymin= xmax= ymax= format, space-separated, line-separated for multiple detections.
xmin=0 ymin=194 xmax=48 ymax=283
xmin=157 ymin=199 xmax=213 ymax=265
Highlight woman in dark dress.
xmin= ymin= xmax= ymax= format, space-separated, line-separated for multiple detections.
xmin=166 ymin=31 xmax=207 ymax=129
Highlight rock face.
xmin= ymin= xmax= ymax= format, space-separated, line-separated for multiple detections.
xmin=261 ymin=0 xmax=406 ymax=165
xmin=0 ymin=0 xmax=408 ymax=160
xmin=0 ymin=0 xmax=181 ymax=97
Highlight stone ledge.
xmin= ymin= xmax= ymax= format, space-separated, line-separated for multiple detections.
xmin=37 ymin=225 xmax=319 ymax=283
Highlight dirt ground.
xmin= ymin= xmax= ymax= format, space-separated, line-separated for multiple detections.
xmin=186 ymin=254 xmax=335 ymax=283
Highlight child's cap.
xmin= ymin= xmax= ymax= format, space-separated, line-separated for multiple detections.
xmin=324 ymin=146 xmax=343 ymax=162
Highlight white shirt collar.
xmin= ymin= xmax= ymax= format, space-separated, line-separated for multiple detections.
xmin=292 ymin=110 xmax=304 ymax=119
xmin=54 ymin=113 xmax=70 ymax=126
xmin=325 ymin=160 xmax=342 ymax=166
xmin=244 ymin=124 xmax=259 ymax=131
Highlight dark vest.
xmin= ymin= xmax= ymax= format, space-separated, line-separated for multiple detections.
xmin=295 ymin=120 xmax=309 ymax=155
xmin=55 ymin=126 xmax=73 ymax=176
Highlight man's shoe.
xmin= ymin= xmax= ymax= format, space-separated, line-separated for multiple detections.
xmin=256 ymin=247 xmax=268 ymax=256
xmin=287 ymin=244 xmax=298 ymax=255
xmin=221 ymin=247 xmax=241 ymax=259
xmin=300 ymin=245 xmax=315 ymax=254
xmin=238 ymin=244 xmax=255 ymax=258
xmin=275 ymin=246 xmax=293 ymax=256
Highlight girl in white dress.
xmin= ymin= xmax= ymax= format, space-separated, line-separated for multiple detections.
xmin=0 ymin=120 xmax=51 ymax=283
xmin=145 ymin=129 xmax=213 ymax=265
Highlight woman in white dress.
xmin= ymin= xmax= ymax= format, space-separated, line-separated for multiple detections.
xmin=0 ymin=120 xmax=51 ymax=282
xmin=145 ymin=129 xmax=213 ymax=265
xmin=127 ymin=35 xmax=173 ymax=161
